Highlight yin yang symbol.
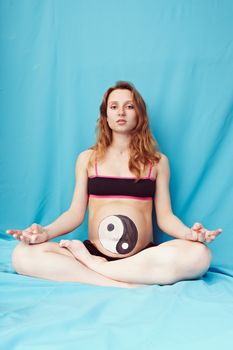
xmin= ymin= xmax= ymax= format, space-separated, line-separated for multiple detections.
xmin=98 ymin=215 xmax=138 ymax=254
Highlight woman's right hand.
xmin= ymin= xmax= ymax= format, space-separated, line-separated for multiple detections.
xmin=6 ymin=223 xmax=49 ymax=245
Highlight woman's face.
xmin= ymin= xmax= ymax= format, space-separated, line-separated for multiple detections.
xmin=106 ymin=89 xmax=137 ymax=134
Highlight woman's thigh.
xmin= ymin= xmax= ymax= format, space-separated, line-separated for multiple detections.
xmin=154 ymin=238 xmax=212 ymax=276
xmin=158 ymin=238 xmax=211 ymax=253
xmin=12 ymin=241 xmax=136 ymax=287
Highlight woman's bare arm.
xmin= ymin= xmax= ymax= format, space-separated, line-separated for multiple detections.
xmin=7 ymin=150 xmax=92 ymax=243
xmin=154 ymin=154 xmax=222 ymax=242
xmin=44 ymin=150 xmax=90 ymax=239
xmin=154 ymin=154 xmax=190 ymax=239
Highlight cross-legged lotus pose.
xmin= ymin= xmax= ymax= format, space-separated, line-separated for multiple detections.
xmin=8 ymin=81 xmax=222 ymax=288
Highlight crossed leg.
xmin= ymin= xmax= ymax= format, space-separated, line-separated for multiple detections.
xmin=12 ymin=241 xmax=143 ymax=288
xmin=60 ymin=239 xmax=212 ymax=285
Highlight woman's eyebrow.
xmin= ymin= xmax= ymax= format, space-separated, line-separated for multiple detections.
xmin=108 ymin=100 xmax=134 ymax=104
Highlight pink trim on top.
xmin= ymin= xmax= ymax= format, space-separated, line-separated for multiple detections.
xmin=88 ymin=175 xmax=156 ymax=180
xmin=89 ymin=194 xmax=153 ymax=200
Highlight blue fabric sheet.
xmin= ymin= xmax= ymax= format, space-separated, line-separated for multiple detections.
xmin=1 ymin=239 xmax=233 ymax=350
xmin=1 ymin=0 xmax=233 ymax=349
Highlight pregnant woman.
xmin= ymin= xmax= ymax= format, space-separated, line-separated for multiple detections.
xmin=7 ymin=81 xmax=222 ymax=288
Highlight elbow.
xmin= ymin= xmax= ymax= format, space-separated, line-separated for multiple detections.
xmin=68 ymin=209 xmax=85 ymax=228
xmin=157 ymin=221 xmax=166 ymax=231
xmin=157 ymin=212 xmax=174 ymax=230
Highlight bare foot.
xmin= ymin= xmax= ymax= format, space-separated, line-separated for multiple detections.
xmin=59 ymin=240 xmax=148 ymax=289
xmin=59 ymin=240 xmax=107 ymax=269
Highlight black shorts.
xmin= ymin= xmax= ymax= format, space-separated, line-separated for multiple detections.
xmin=83 ymin=240 xmax=157 ymax=262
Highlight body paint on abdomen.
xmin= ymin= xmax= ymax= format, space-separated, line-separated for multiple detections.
xmin=98 ymin=215 xmax=138 ymax=254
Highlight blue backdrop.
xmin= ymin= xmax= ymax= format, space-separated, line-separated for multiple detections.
xmin=1 ymin=2 xmax=233 ymax=350
xmin=0 ymin=0 xmax=232 ymax=270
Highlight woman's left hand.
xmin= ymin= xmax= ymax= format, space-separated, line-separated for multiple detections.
xmin=187 ymin=222 xmax=222 ymax=243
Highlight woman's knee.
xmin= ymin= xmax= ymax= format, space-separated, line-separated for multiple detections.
xmin=174 ymin=242 xmax=212 ymax=280
xmin=12 ymin=242 xmax=28 ymax=274
xmin=12 ymin=241 xmax=48 ymax=274
xmin=156 ymin=240 xmax=212 ymax=280
xmin=190 ymin=243 xmax=212 ymax=277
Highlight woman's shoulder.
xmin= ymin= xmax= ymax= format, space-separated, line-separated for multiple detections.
xmin=75 ymin=149 xmax=95 ymax=167
xmin=153 ymin=151 xmax=168 ymax=165
xmin=157 ymin=152 xmax=169 ymax=163
xmin=73 ymin=149 xmax=95 ymax=175
xmin=156 ymin=152 xmax=170 ymax=175
xmin=79 ymin=149 xmax=95 ymax=159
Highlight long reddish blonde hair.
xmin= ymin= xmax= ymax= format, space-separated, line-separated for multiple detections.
xmin=89 ymin=81 xmax=161 ymax=179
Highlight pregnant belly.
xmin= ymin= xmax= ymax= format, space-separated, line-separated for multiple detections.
xmin=88 ymin=203 xmax=153 ymax=258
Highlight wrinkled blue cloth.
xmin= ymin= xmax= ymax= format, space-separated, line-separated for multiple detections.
xmin=1 ymin=239 xmax=233 ymax=350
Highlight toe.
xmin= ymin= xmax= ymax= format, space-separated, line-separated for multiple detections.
xmin=59 ymin=240 xmax=70 ymax=248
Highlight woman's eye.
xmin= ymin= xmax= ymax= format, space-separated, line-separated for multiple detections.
xmin=109 ymin=105 xmax=134 ymax=110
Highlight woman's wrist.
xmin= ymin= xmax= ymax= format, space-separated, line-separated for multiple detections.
xmin=181 ymin=226 xmax=192 ymax=240
xmin=44 ymin=227 xmax=49 ymax=241
xmin=43 ymin=226 xmax=52 ymax=240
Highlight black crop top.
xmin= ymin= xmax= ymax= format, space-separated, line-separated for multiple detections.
xmin=88 ymin=160 xmax=155 ymax=200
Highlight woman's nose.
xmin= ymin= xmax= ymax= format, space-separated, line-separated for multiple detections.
xmin=118 ymin=107 xmax=125 ymax=115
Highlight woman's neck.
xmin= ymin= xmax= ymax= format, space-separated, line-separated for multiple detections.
xmin=110 ymin=134 xmax=131 ymax=155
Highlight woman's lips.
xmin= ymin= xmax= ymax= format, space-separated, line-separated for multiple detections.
xmin=116 ymin=119 xmax=127 ymax=125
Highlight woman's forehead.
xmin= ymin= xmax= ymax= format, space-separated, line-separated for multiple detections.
xmin=108 ymin=89 xmax=133 ymax=102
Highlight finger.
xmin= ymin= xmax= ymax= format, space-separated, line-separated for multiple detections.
xmin=212 ymin=231 xmax=221 ymax=238
xmin=28 ymin=226 xmax=39 ymax=234
xmin=193 ymin=222 xmax=203 ymax=229
xmin=213 ymin=231 xmax=221 ymax=238
xmin=191 ymin=223 xmax=198 ymax=230
xmin=208 ymin=229 xmax=222 ymax=238
xmin=199 ymin=228 xmax=207 ymax=242
xmin=13 ymin=233 xmax=24 ymax=240
xmin=192 ymin=223 xmax=203 ymax=232
xmin=31 ymin=223 xmax=40 ymax=232
xmin=20 ymin=234 xmax=31 ymax=242
xmin=6 ymin=229 xmax=22 ymax=235
xmin=22 ymin=231 xmax=33 ymax=239
xmin=29 ymin=224 xmax=36 ymax=232
xmin=197 ymin=230 xmax=206 ymax=242
xmin=205 ymin=231 xmax=217 ymax=243
xmin=25 ymin=228 xmax=33 ymax=234
xmin=30 ymin=235 xmax=37 ymax=244
xmin=6 ymin=230 xmax=13 ymax=234
xmin=206 ymin=236 xmax=215 ymax=243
